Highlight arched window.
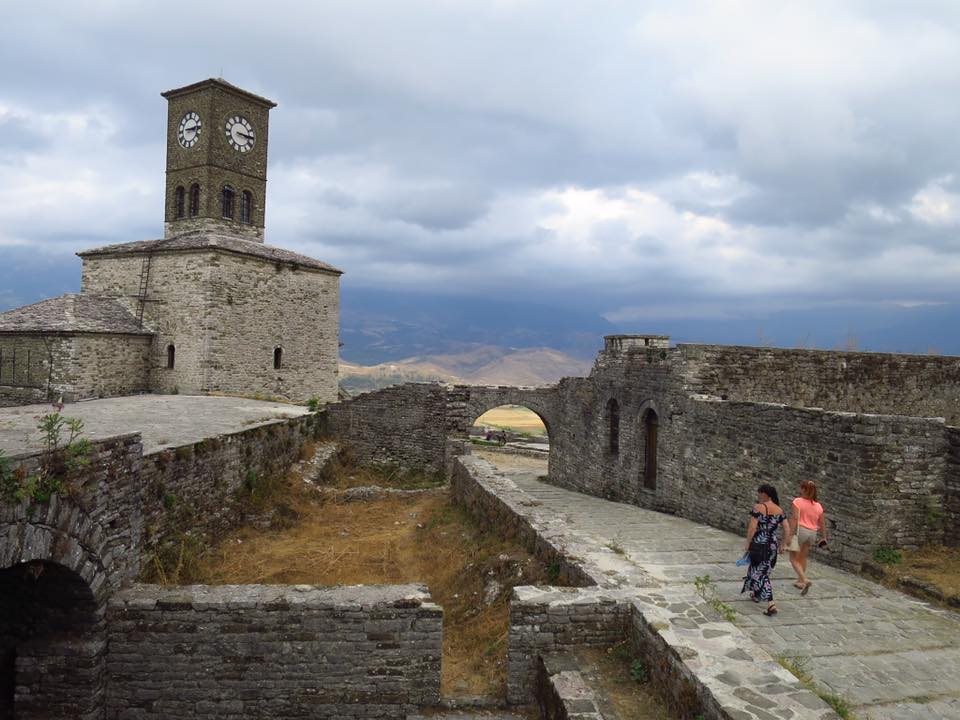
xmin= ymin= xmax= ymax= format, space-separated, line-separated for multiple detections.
xmin=240 ymin=191 xmax=252 ymax=224
xmin=166 ymin=344 xmax=175 ymax=369
xmin=221 ymin=185 xmax=235 ymax=219
xmin=273 ymin=347 xmax=283 ymax=370
xmin=606 ymin=398 xmax=620 ymax=454
xmin=642 ymin=408 xmax=658 ymax=490
xmin=175 ymin=186 xmax=185 ymax=219
xmin=189 ymin=184 xmax=200 ymax=217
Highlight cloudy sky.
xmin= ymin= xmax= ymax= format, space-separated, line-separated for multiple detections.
xmin=2 ymin=0 xmax=959 ymax=328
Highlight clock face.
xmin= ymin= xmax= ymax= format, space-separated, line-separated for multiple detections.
xmin=225 ymin=115 xmax=255 ymax=152
xmin=177 ymin=111 xmax=202 ymax=148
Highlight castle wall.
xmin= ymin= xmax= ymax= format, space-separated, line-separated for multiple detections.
xmin=106 ymin=584 xmax=442 ymax=720
xmin=677 ymin=344 xmax=960 ymax=424
xmin=947 ymin=426 xmax=960 ymax=547
xmin=205 ymin=252 xmax=339 ymax=403
xmin=140 ymin=413 xmax=322 ymax=555
xmin=327 ymin=383 xmax=451 ymax=471
xmin=678 ymin=399 xmax=948 ymax=569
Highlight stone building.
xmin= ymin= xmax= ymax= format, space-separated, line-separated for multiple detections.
xmin=0 ymin=79 xmax=341 ymax=406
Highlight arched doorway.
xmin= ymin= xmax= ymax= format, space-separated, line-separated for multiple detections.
xmin=470 ymin=404 xmax=550 ymax=478
xmin=640 ymin=408 xmax=658 ymax=490
xmin=0 ymin=560 xmax=103 ymax=720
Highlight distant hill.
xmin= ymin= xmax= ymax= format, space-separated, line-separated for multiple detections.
xmin=340 ymin=287 xmax=617 ymax=364
xmin=339 ymin=345 xmax=592 ymax=394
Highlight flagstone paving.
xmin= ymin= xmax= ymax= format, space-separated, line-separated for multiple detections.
xmin=475 ymin=450 xmax=960 ymax=720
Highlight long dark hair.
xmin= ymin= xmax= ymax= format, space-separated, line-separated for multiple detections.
xmin=757 ymin=484 xmax=780 ymax=506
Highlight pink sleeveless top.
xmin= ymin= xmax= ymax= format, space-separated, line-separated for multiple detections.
xmin=792 ymin=497 xmax=823 ymax=530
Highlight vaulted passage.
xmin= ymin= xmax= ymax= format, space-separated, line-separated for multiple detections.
xmin=471 ymin=404 xmax=551 ymax=475
xmin=0 ymin=561 xmax=104 ymax=720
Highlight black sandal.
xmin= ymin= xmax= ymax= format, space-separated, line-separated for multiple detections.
xmin=764 ymin=604 xmax=778 ymax=616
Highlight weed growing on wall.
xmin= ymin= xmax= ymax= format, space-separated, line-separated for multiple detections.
xmin=694 ymin=574 xmax=737 ymax=623
xmin=873 ymin=547 xmax=903 ymax=565
xmin=776 ymin=655 xmax=854 ymax=718
xmin=0 ymin=414 xmax=92 ymax=505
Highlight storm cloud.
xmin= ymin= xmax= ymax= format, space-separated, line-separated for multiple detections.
xmin=1 ymin=0 xmax=959 ymax=323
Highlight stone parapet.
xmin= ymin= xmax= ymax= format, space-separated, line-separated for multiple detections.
xmin=106 ymin=583 xmax=443 ymax=719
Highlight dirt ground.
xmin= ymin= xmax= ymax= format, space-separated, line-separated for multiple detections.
xmin=473 ymin=406 xmax=546 ymax=435
xmin=187 ymin=460 xmax=556 ymax=699
xmin=576 ymin=645 xmax=674 ymax=720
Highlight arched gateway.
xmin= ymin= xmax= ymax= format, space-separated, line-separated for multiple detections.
xmin=0 ymin=434 xmax=143 ymax=720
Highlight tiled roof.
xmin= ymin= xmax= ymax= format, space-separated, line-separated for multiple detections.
xmin=0 ymin=294 xmax=152 ymax=335
xmin=77 ymin=232 xmax=343 ymax=274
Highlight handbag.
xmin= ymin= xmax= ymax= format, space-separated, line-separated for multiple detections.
xmin=786 ymin=520 xmax=800 ymax=553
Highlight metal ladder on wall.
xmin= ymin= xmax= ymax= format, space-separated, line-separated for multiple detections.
xmin=135 ymin=253 xmax=153 ymax=328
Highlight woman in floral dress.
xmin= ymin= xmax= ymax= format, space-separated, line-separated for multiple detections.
xmin=741 ymin=484 xmax=790 ymax=616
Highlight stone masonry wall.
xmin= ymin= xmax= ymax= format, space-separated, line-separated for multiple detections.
xmin=106 ymin=583 xmax=442 ymax=719
xmin=65 ymin=334 xmax=151 ymax=400
xmin=0 ymin=333 xmax=149 ymax=406
xmin=327 ymin=384 xmax=451 ymax=472
xmin=0 ymin=334 xmax=69 ymax=405
xmin=206 ymin=252 xmax=339 ymax=404
xmin=140 ymin=413 xmax=322 ymax=555
xmin=946 ymin=426 xmax=960 ymax=547
xmin=677 ymin=344 xmax=960 ymax=424
xmin=1 ymin=433 xmax=145 ymax=720
xmin=680 ymin=398 xmax=948 ymax=569
xmin=81 ymin=249 xmax=340 ymax=403
xmin=82 ymin=252 xmax=213 ymax=395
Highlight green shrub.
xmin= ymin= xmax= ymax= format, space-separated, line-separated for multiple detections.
xmin=874 ymin=546 xmax=902 ymax=565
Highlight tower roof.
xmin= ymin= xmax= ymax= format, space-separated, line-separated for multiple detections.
xmin=161 ymin=78 xmax=277 ymax=108
xmin=77 ymin=232 xmax=343 ymax=275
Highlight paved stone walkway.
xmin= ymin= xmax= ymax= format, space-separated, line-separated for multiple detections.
xmin=0 ymin=395 xmax=310 ymax=455
xmin=476 ymin=450 xmax=960 ymax=720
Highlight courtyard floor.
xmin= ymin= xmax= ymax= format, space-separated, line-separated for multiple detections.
xmin=474 ymin=448 xmax=960 ymax=720
xmin=0 ymin=394 xmax=310 ymax=455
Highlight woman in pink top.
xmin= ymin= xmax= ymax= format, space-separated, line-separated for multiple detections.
xmin=789 ymin=480 xmax=828 ymax=595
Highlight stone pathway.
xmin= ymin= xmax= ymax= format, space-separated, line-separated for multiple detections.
xmin=476 ymin=450 xmax=960 ymax=720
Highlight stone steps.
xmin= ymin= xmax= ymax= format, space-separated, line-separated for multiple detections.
xmin=407 ymin=711 xmax=533 ymax=720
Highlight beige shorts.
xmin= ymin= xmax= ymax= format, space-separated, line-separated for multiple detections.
xmin=797 ymin=526 xmax=818 ymax=546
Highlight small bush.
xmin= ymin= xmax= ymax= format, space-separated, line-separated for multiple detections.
xmin=629 ymin=658 xmax=648 ymax=683
xmin=874 ymin=546 xmax=902 ymax=565
xmin=306 ymin=397 xmax=322 ymax=412
xmin=547 ymin=560 xmax=562 ymax=583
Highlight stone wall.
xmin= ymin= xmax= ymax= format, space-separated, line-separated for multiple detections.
xmin=327 ymin=384 xmax=452 ymax=472
xmin=947 ymin=426 xmax=960 ymax=547
xmin=0 ymin=433 xmax=144 ymax=720
xmin=140 ymin=413 xmax=322 ymax=555
xmin=679 ymin=399 xmax=948 ymax=567
xmin=106 ymin=583 xmax=442 ymax=719
xmin=0 ymin=333 xmax=150 ymax=406
xmin=67 ymin=334 xmax=151 ymax=400
xmin=81 ymin=248 xmax=340 ymax=403
xmin=677 ymin=344 xmax=960 ymax=424
xmin=0 ymin=334 xmax=66 ymax=405
xmin=206 ymin=252 xmax=339 ymax=404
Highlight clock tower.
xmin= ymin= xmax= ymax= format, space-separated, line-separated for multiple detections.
xmin=161 ymin=78 xmax=277 ymax=242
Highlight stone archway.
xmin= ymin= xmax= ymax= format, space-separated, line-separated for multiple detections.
xmin=0 ymin=560 xmax=103 ymax=720
xmin=0 ymin=474 xmax=126 ymax=720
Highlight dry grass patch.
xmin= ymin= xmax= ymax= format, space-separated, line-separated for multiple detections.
xmin=875 ymin=544 xmax=960 ymax=605
xmin=191 ymin=467 xmax=555 ymax=699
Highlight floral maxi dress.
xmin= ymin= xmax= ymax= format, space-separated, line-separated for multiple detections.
xmin=741 ymin=507 xmax=785 ymax=602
